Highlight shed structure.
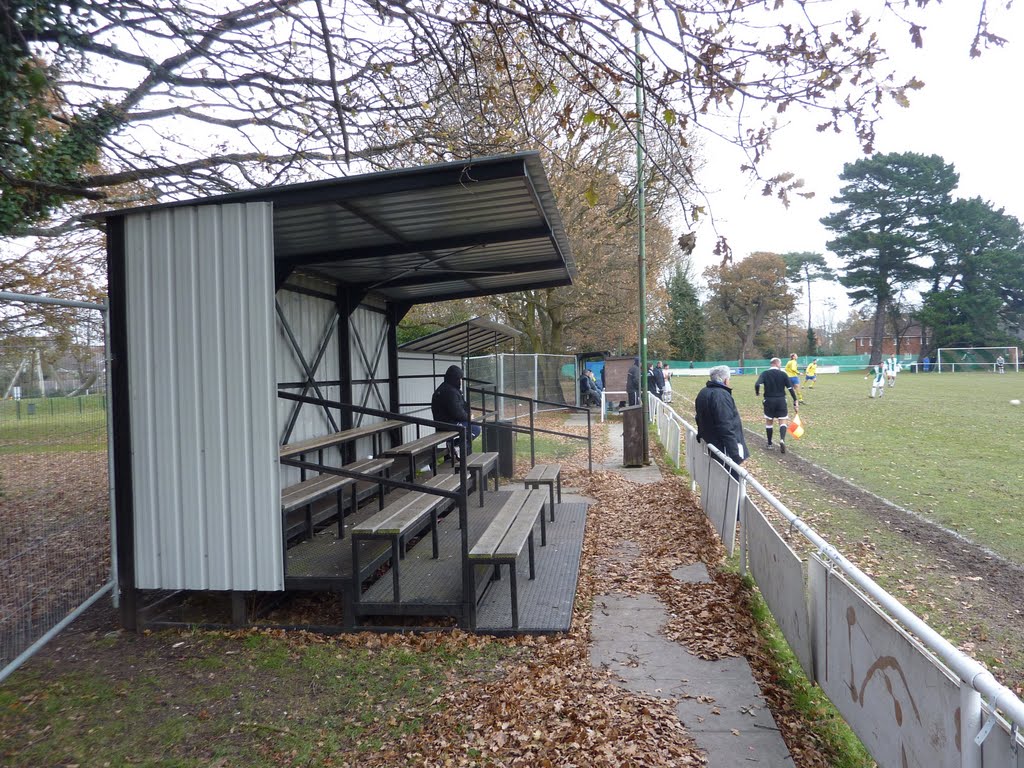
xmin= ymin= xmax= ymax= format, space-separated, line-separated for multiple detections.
xmin=102 ymin=152 xmax=576 ymax=631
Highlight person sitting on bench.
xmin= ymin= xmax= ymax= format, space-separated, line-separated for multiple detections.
xmin=579 ymin=369 xmax=601 ymax=407
xmin=431 ymin=365 xmax=480 ymax=460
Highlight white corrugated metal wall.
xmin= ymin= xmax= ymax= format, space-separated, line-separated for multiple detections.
xmin=125 ymin=204 xmax=282 ymax=592
xmin=349 ymin=303 xmax=391 ymax=455
xmin=275 ymin=275 xmax=341 ymax=488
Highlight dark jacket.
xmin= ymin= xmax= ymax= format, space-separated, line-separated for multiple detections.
xmin=647 ymin=367 xmax=658 ymax=395
xmin=695 ymin=380 xmax=748 ymax=464
xmin=431 ymin=365 xmax=470 ymax=424
xmin=754 ymin=367 xmax=797 ymax=402
xmin=653 ymin=365 xmax=666 ymax=392
xmin=579 ymin=372 xmax=595 ymax=393
xmin=626 ymin=362 xmax=641 ymax=395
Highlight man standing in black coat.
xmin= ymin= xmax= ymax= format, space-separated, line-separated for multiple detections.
xmin=695 ymin=365 xmax=748 ymax=468
xmin=626 ymin=357 xmax=641 ymax=406
xmin=653 ymin=361 xmax=666 ymax=399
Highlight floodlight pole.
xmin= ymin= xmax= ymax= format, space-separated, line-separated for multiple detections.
xmin=635 ymin=29 xmax=650 ymax=464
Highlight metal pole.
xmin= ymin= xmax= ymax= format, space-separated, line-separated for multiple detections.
xmin=738 ymin=477 xmax=748 ymax=577
xmin=635 ymin=29 xmax=650 ymax=465
xmin=103 ymin=305 xmax=119 ymax=609
xmin=960 ymin=684 xmax=982 ymax=768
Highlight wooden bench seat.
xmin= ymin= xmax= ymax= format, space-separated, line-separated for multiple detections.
xmin=462 ymin=451 xmax=499 ymax=506
xmin=351 ymin=472 xmax=464 ymax=602
xmin=524 ymin=463 xmax=562 ymax=523
xmin=279 ymin=419 xmax=404 ymax=460
xmin=280 ymin=457 xmax=393 ymax=540
xmin=382 ymin=431 xmax=458 ymax=480
xmin=468 ymin=489 xmax=547 ymax=629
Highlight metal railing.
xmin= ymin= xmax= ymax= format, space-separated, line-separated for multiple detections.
xmin=647 ymin=394 xmax=1024 ymax=766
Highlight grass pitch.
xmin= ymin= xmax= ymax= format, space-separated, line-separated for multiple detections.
xmin=672 ymin=369 xmax=1024 ymax=565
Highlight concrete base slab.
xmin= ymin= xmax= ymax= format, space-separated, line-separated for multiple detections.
xmin=672 ymin=563 xmax=712 ymax=584
xmin=591 ymin=592 xmax=791 ymax=767
xmin=600 ymin=420 xmax=663 ymax=483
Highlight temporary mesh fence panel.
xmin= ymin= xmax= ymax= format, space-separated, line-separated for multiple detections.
xmin=1 ymin=302 xmax=112 ymax=679
xmin=466 ymin=354 xmax=576 ymax=420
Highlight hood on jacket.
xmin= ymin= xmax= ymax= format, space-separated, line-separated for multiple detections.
xmin=444 ymin=365 xmax=463 ymax=387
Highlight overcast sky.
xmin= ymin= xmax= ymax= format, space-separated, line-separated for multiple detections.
xmin=686 ymin=1 xmax=1023 ymax=328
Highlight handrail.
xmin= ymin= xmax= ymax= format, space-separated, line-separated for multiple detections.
xmin=648 ymin=396 xmax=1024 ymax=729
xmin=467 ymin=384 xmax=593 ymax=473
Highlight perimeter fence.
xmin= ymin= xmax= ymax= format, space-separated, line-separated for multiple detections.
xmin=0 ymin=292 xmax=115 ymax=683
xmin=649 ymin=395 xmax=1024 ymax=768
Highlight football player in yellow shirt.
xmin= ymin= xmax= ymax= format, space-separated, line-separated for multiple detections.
xmin=804 ymin=359 xmax=818 ymax=389
xmin=785 ymin=353 xmax=804 ymax=402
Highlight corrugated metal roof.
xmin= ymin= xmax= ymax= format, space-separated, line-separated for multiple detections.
xmin=99 ymin=152 xmax=575 ymax=304
xmin=399 ymin=317 xmax=523 ymax=356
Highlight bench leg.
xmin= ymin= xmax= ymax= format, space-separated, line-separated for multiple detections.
xmin=556 ymin=474 xmax=562 ymax=503
xmin=351 ymin=537 xmax=361 ymax=603
xmin=337 ymin=488 xmax=346 ymax=538
xmin=528 ymin=532 xmax=536 ymax=580
xmin=548 ymin=483 xmax=555 ymax=522
xmin=476 ymin=469 xmax=485 ymax=507
xmin=509 ymin=564 xmax=518 ymax=630
xmin=305 ymin=502 xmax=314 ymax=539
xmin=379 ymin=468 xmax=389 ymax=510
xmin=431 ymin=511 xmax=439 ymax=559
xmin=539 ymin=506 xmax=547 ymax=547
xmin=391 ymin=537 xmax=401 ymax=602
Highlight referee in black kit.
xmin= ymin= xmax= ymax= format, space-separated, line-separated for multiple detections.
xmin=754 ymin=357 xmax=798 ymax=453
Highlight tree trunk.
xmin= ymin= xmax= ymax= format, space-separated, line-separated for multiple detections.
xmin=869 ymin=296 xmax=887 ymax=365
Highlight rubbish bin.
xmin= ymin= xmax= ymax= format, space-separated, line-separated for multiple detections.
xmin=482 ymin=418 xmax=517 ymax=477
xmin=621 ymin=405 xmax=644 ymax=467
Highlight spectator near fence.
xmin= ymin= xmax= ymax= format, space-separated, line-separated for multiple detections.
xmin=695 ymin=365 xmax=747 ymax=471
xmin=626 ymin=358 xmax=641 ymax=406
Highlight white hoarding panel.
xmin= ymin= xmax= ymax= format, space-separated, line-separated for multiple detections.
xmin=809 ymin=555 xmax=962 ymax=768
xmin=980 ymin=708 xmax=1023 ymax=767
xmin=684 ymin=430 xmax=695 ymax=476
xmin=705 ymin=460 xmax=729 ymax=532
xmin=721 ymin=473 xmax=740 ymax=555
xmin=746 ymin=498 xmax=812 ymax=678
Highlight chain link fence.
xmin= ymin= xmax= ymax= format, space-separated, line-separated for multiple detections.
xmin=1 ymin=294 xmax=113 ymax=682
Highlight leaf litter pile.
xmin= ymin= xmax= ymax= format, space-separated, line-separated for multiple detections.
xmin=361 ymin=424 xmax=838 ymax=767
xmin=1 ymin=418 xmax=842 ymax=767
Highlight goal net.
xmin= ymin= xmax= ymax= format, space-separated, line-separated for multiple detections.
xmin=936 ymin=346 xmax=1020 ymax=373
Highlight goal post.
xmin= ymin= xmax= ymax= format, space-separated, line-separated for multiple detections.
xmin=936 ymin=346 xmax=1020 ymax=373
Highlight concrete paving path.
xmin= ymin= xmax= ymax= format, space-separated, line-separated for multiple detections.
xmin=566 ymin=410 xmax=663 ymax=484
xmin=579 ymin=411 xmax=793 ymax=766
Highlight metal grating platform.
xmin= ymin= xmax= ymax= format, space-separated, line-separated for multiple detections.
xmin=473 ymin=501 xmax=587 ymax=635
xmin=284 ymin=484 xmax=588 ymax=634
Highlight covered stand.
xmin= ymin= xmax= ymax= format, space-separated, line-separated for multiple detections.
xmin=102 ymin=152 xmax=582 ymax=632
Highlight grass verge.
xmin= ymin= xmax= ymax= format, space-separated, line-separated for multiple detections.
xmin=0 ymin=629 xmax=520 ymax=767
